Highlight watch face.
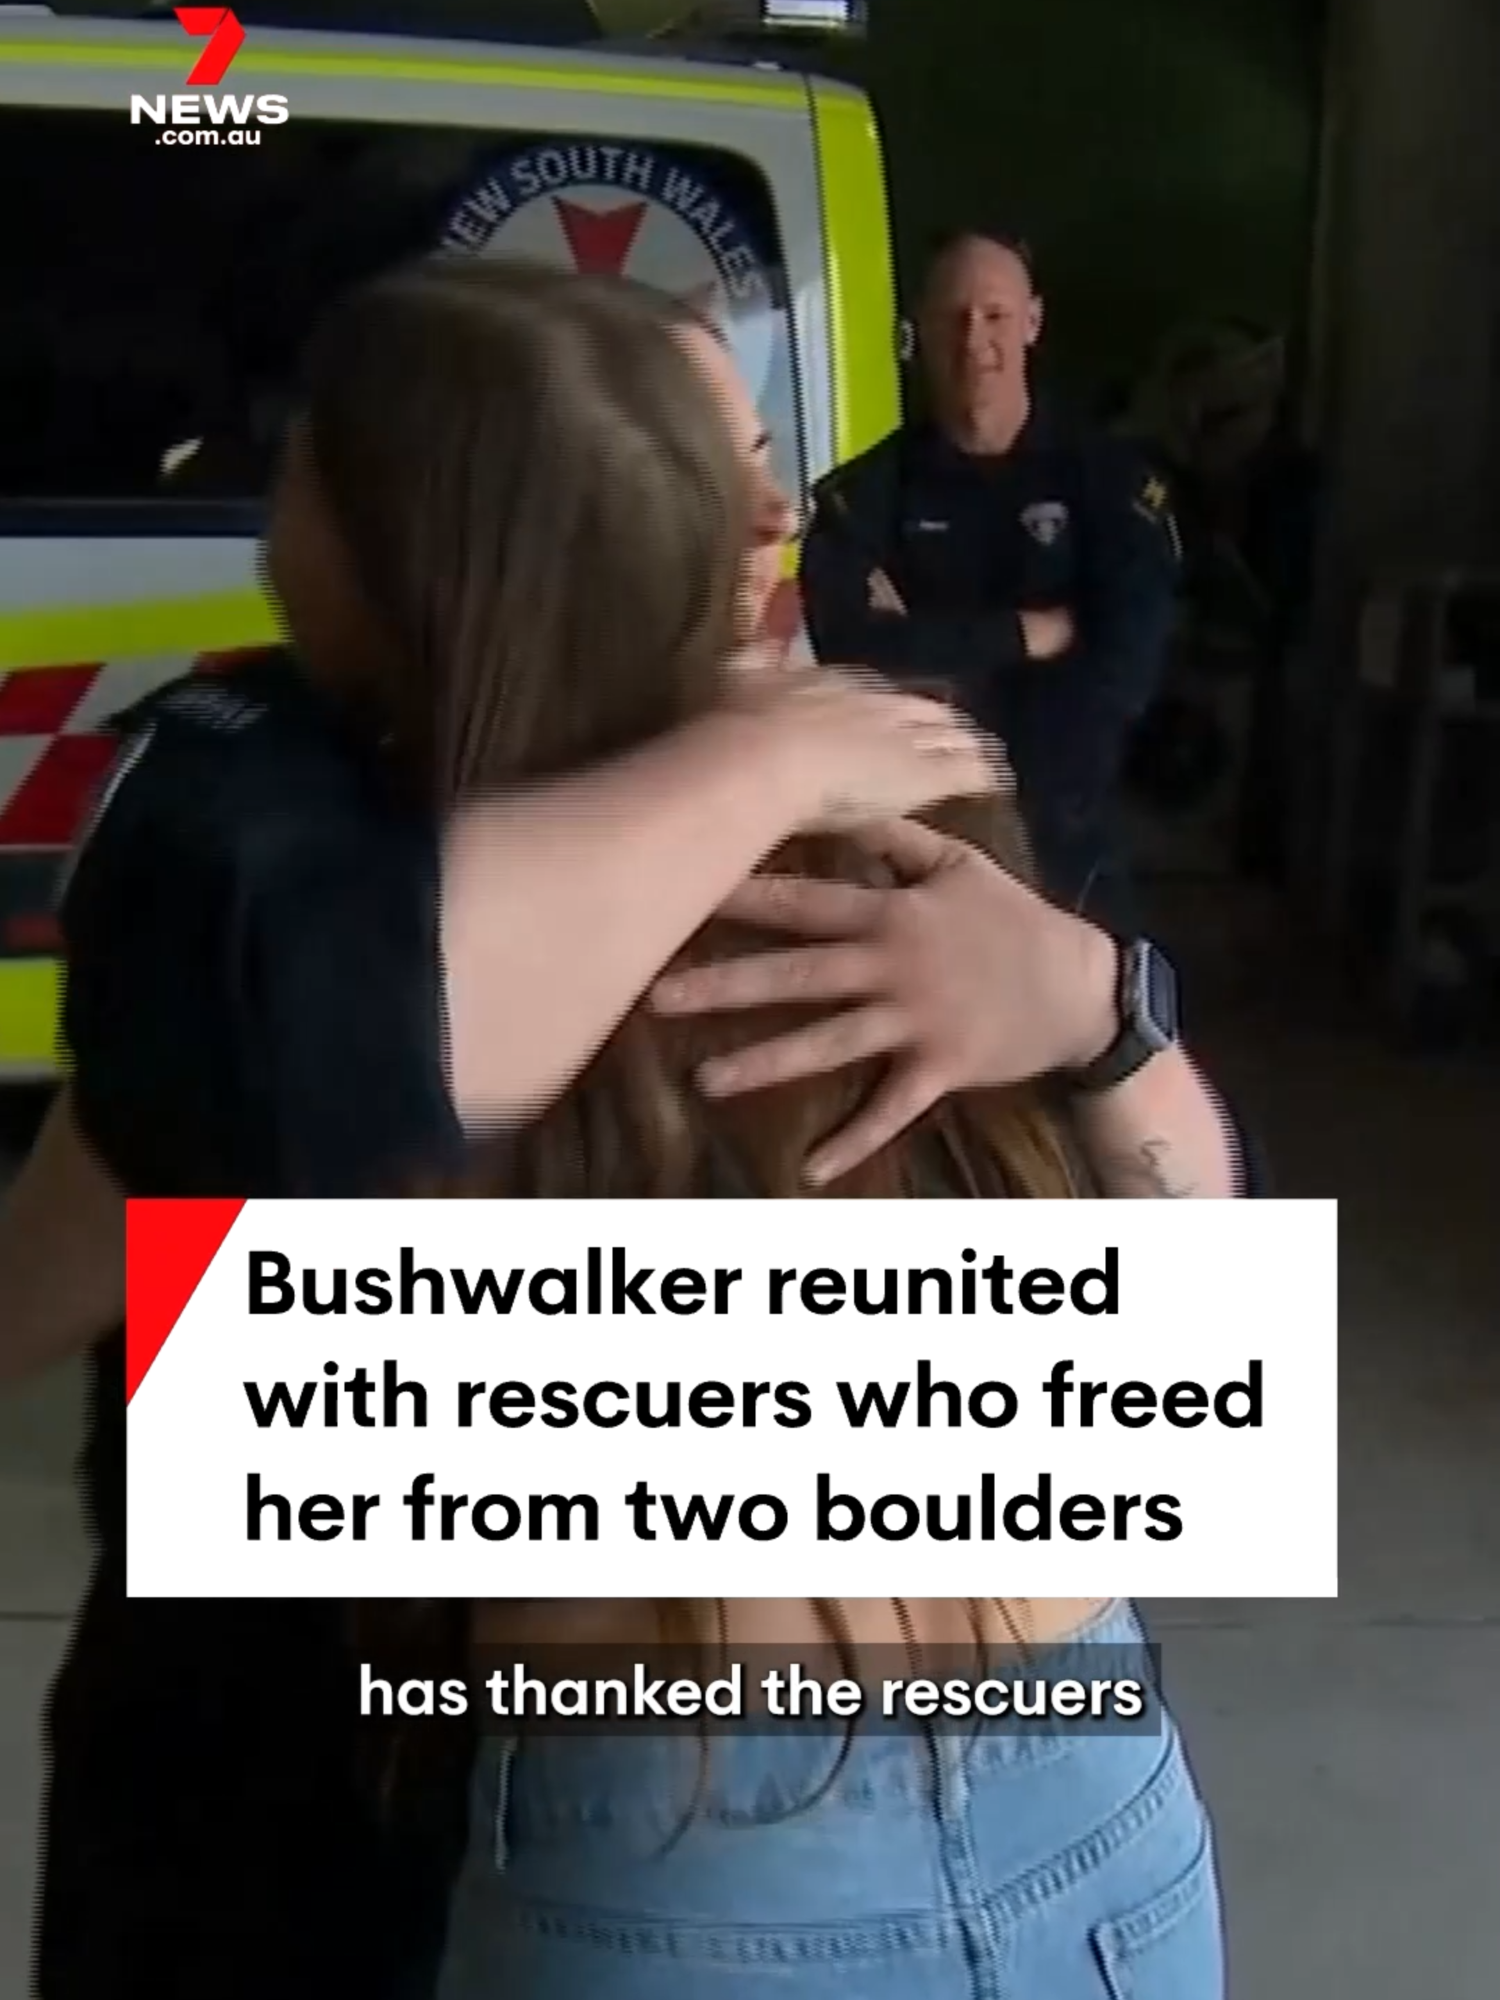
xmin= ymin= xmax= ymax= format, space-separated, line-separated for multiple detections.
xmin=1141 ymin=942 xmax=1180 ymax=1046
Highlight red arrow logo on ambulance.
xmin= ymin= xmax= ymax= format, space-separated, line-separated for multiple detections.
xmin=174 ymin=7 xmax=246 ymax=87
xmin=554 ymin=198 xmax=649 ymax=276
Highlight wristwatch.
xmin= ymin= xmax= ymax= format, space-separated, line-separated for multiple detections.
xmin=1065 ymin=937 xmax=1180 ymax=1094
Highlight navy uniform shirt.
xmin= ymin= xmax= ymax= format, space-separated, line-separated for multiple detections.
xmin=800 ymin=398 xmax=1182 ymax=917
xmin=45 ymin=649 xmax=468 ymax=2000
xmin=60 ymin=648 xmax=464 ymax=1551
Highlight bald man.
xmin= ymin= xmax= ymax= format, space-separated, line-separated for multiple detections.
xmin=800 ymin=227 xmax=1181 ymax=933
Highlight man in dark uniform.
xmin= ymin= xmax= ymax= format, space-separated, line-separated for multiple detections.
xmin=800 ymin=226 xmax=1182 ymax=932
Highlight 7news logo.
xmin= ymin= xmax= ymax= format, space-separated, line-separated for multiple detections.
xmin=129 ymin=8 xmax=289 ymax=144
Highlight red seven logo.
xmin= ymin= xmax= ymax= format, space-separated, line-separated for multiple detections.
xmin=174 ymin=7 xmax=246 ymax=87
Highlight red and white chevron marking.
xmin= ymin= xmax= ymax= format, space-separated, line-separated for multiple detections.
xmin=0 ymin=657 xmax=196 ymax=849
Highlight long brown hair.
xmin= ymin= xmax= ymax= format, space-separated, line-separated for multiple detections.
xmin=300 ymin=256 xmax=748 ymax=804
xmin=299 ymin=255 xmax=1076 ymax=1206
xmin=293 ymin=257 xmax=1080 ymax=1812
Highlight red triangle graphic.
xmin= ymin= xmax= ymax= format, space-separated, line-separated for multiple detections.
xmin=555 ymin=198 xmax=649 ymax=276
xmin=126 ymin=1198 xmax=245 ymax=1403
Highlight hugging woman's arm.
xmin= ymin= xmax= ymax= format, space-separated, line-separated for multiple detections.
xmin=651 ymin=812 xmax=1252 ymax=1198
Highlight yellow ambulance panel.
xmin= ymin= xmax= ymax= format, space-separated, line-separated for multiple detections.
xmin=0 ymin=13 xmax=899 ymax=1080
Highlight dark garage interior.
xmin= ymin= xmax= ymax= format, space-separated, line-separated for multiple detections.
xmin=2 ymin=2 xmax=1497 ymax=1994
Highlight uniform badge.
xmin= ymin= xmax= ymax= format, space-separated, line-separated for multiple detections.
xmin=1133 ymin=473 xmax=1184 ymax=563
xmin=1020 ymin=500 xmax=1069 ymax=547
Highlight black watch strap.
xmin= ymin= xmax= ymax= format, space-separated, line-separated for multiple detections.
xmin=1066 ymin=937 xmax=1179 ymax=1095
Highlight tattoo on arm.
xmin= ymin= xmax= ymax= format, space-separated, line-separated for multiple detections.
xmin=1114 ymin=1138 xmax=1197 ymax=1198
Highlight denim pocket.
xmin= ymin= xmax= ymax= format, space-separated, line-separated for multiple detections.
xmin=1091 ymin=1819 xmax=1223 ymax=2000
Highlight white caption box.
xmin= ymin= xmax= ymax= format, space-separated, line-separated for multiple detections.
xmin=125 ymin=1198 xmax=1339 ymax=1600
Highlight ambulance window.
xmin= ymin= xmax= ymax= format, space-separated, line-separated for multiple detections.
xmin=0 ymin=109 xmax=806 ymax=516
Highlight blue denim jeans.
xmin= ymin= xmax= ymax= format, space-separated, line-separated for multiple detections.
xmin=436 ymin=1602 xmax=1224 ymax=1999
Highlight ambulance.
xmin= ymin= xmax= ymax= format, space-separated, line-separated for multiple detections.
xmin=0 ymin=4 xmax=900 ymax=1081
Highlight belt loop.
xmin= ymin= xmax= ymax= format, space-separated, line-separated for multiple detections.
xmin=491 ymin=1736 xmax=519 ymax=1874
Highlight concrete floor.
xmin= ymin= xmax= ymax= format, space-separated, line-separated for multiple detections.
xmin=1 ymin=893 xmax=1498 ymax=1996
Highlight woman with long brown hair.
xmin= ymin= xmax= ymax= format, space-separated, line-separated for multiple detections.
xmin=264 ymin=263 xmax=1227 ymax=1997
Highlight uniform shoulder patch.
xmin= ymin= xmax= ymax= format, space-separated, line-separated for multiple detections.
xmin=155 ymin=679 xmax=268 ymax=735
xmin=54 ymin=678 xmax=273 ymax=908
